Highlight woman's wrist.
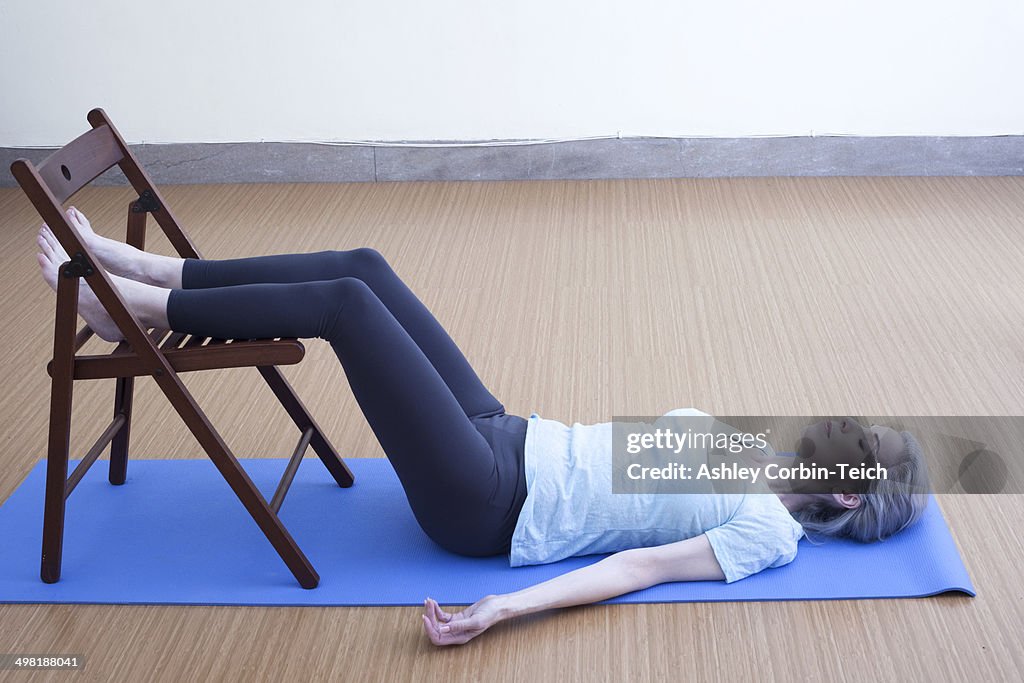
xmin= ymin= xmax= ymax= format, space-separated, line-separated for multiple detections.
xmin=492 ymin=592 xmax=523 ymax=621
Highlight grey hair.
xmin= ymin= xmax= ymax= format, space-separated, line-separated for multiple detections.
xmin=791 ymin=431 xmax=931 ymax=545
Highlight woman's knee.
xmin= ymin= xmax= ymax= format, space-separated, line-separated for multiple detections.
xmin=333 ymin=247 xmax=390 ymax=278
xmin=310 ymin=276 xmax=379 ymax=339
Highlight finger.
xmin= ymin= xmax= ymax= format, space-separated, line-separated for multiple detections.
xmin=440 ymin=617 xmax=476 ymax=636
xmin=422 ymin=615 xmax=442 ymax=646
xmin=423 ymin=600 xmax=439 ymax=629
xmin=436 ymin=624 xmax=460 ymax=645
xmin=423 ymin=614 xmax=459 ymax=647
xmin=429 ymin=598 xmax=452 ymax=623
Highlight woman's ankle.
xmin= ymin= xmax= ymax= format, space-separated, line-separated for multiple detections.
xmin=101 ymin=271 xmax=170 ymax=331
xmin=149 ymin=254 xmax=185 ymax=289
xmin=125 ymin=278 xmax=172 ymax=330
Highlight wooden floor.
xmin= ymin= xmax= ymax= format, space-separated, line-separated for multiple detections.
xmin=1 ymin=177 xmax=1022 ymax=681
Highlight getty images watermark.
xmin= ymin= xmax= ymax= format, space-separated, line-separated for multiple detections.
xmin=611 ymin=414 xmax=1019 ymax=495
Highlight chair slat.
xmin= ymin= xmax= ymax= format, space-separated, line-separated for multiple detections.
xmin=36 ymin=125 xmax=123 ymax=204
xmin=74 ymin=325 xmax=95 ymax=352
xmin=148 ymin=328 xmax=172 ymax=345
xmin=161 ymin=332 xmax=189 ymax=349
xmin=65 ymin=414 xmax=128 ymax=497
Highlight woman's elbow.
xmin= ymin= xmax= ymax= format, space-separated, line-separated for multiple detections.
xmin=617 ymin=548 xmax=666 ymax=589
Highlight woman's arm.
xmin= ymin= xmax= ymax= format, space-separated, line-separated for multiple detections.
xmin=422 ymin=534 xmax=725 ymax=646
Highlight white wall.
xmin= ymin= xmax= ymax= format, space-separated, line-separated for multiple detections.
xmin=1 ymin=0 xmax=1022 ymax=146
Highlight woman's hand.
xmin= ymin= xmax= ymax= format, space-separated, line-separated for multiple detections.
xmin=421 ymin=594 xmax=507 ymax=646
xmin=420 ymin=548 xmax=668 ymax=646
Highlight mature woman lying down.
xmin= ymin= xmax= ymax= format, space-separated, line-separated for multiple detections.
xmin=35 ymin=208 xmax=929 ymax=646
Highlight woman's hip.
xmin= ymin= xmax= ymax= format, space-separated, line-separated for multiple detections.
xmin=426 ymin=413 xmax=529 ymax=557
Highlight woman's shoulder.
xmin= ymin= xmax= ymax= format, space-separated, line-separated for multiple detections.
xmin=660 ymin=408 xmax=712 ymax=417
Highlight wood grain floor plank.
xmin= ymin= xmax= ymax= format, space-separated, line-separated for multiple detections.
xmin=0 ymin=177 xmax=1021 ymax=681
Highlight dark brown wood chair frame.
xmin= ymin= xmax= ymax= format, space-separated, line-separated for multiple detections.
xmin=10 ymin=108 xmax=354 ymax=589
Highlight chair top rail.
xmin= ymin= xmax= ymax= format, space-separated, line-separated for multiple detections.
xmin=32 ymin=124 xmax=124 ymax=204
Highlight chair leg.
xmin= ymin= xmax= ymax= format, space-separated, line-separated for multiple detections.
xmin=41 ymin=381 xmax=72 ymax=584
xmin=109 ymin=376 xmax=134 ymax=485
xmin=257 ymin=365 xmax=354 ymax=488
xmin=41 ymin=273 xmax=78 ymax=584
xmin=153 ymin=370 xmax=321 ymax=588
xmin=110 ymin=198 xmax=142 ymax=486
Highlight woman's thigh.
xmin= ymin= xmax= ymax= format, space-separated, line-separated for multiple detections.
xmin=167 ymin=276 xmax=519 ymax=555
xmin=182 ymin=248 xmax=504 ymax=420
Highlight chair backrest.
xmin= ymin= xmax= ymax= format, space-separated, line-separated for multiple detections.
xmin=10 ymin=108 xmax=203 ymax=262
xmin=9 ymin=108 xmax=201 ymax=356
xmin=34 ymin=124 xmax=124 ymax=205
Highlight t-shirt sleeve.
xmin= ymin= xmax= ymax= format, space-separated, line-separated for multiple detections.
xmin=704 ymin=496 xmax=802 ymax=584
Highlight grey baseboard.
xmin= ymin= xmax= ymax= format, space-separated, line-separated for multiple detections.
xmin=2 ymin=136 xmax=1022 ymax=187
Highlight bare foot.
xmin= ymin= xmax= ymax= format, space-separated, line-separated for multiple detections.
xmin=37 ymin=225 xmax=126 ymax=342
xmin=53 ymin=206 xmax=175 ymax=287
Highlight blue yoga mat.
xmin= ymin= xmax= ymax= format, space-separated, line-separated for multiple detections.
xmin=0 ymin=458 xmax=975 ymax=606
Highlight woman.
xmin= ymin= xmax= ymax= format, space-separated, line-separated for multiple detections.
xmin=35 ymin=207 xmax=930 ymax=647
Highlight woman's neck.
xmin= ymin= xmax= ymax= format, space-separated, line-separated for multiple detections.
xmin=773 ymin=490 xmax=822 ymax=514
xmin=739 ymin=447 xmax=814 ymax=513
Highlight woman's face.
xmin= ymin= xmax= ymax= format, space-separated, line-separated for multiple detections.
xmin=794 ymin=417 xmax=905 ymax=491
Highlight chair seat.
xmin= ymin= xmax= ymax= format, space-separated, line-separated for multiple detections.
xmin=47 ymin=327 xmax=305 ymax=380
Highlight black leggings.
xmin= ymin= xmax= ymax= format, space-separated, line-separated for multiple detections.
xmin=165 ymin=248 xmax=528 ymax=557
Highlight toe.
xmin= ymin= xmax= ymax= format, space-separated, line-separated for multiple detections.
xmin=38 ymin=233 xmax=53 ymax=258
xmin=46 ymin=232 xmax=69 ymax=260
xmin=70 ymin=207 xmax=91 ymax=231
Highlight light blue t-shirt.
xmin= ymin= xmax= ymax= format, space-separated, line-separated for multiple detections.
xmin=509 ymin=409 xmax=806 ymax=583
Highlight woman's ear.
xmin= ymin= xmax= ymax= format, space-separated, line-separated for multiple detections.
xmin=832 ymin=491 xmax=862 ymax=510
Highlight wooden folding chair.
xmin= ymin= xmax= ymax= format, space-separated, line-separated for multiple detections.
xmin=10 ymin=108 xmax=354 ymax=589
